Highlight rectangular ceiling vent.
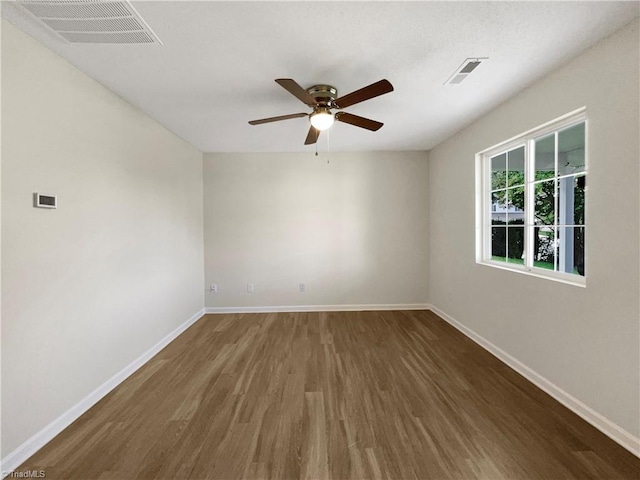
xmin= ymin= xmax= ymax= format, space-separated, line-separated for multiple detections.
xmin=445 ymin=58 xmax=487 ymax=85
xmin=16 ymin=0 xmax=162 ymax=44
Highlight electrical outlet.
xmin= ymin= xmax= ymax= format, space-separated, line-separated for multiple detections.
xmin=299 ymin=283 xmax=305 ymax=293
xmin=247 ymin=283 xmax=255 ymax=293
xmin=210 ymin=284 xmax=218 ymax=293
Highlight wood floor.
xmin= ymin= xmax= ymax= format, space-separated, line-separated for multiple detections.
xmin=19 ymin=311 xmax=640 ymax=479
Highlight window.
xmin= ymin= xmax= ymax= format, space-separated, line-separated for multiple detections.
xmin=476 ymin=108 xmax=587 ymax=286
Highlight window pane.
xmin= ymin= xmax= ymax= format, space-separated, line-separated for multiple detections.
xmin=507 ymin=226 xmax=524 ymax=264
xmin=491 ymin=153 xmax=507 ymax=190
xmin=507 ymin=187 xmax=525 ymax=225
xmin=534 ymin=179 xmax=556 ymax=226
xmin=534 ymin=226 xmax=556 ymax=270
xmin=557 ymin=227 xmax=585 ymax=276
xmin=507 ymin=146 xmax=525 ymax=187
xmin=491 ymin=190 xmax=508 ymax=225
xmin=535 ymin=134 xmax=555 ymax=181
xmin=491 ymin=227 xmax=506 ymax=261
xmin=557 ymin=175 xmax=585 ymax=226
xmin=558 ymin=123 xmax=585 ymax=176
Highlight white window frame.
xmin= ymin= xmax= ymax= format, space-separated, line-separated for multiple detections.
xmin=475 ymin=107 xmax=588 ymax=287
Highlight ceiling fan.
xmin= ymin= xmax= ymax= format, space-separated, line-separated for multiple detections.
xmin=248 ymin=78 xmax=394 ymax=145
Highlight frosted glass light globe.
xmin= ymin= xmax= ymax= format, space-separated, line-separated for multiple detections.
xmin=310 ymin=110 xmax=335 ymax=130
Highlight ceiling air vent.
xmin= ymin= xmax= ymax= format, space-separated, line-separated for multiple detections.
xmin=445 ymin=57 xmax=487 ymax=85
xmin=15 ymin=0 xmax=162 ymax=44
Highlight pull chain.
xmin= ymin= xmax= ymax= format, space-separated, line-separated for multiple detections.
xmin=326 ymin=127 xmax=330 ymax=164
xmin=313 ymin=128 xmax=330 ymax=163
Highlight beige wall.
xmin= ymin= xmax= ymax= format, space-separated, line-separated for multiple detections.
xmin=428 ymin=20 xmax=639 ymax=438
xmin=203 ymin=151 xmax=429 ymax=308
xmin=1 ymin=21 xmax=204 ymax=456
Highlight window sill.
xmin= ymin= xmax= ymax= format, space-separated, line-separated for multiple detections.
xmin=478 ymin=260 xmax=586 ymax=288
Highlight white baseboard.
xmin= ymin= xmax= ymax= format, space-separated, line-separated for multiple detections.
xmin=205 ymin=303 xmax=430 ymax=314
xmin=426 ymin=304 xmax=640 ymax=458
xmin=1 ymin=308 xmax=206 ymax=476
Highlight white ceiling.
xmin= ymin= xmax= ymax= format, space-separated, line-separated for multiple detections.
xmin=3 ymin=1 xmax=639 ymax=153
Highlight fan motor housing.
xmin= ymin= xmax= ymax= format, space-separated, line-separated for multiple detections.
xmin=307 ymin=85 xmax=337 ymax=106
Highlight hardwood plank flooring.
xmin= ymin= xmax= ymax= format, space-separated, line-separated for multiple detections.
xmin=17 ymin=311 xmax=640 ymax=479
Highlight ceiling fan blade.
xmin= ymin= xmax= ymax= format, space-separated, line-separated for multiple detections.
xmin=335 ymin=112 xmax=383 ymax=131
xmin=275 ymin=79 xmax=318 ymax=106
xmin=248 ymin=113 xmax=308 ymax=125
xmin=333 ymin=79 xmax=394 ymax=109
xmin=304 ymin=126 xmax=320 ymax=145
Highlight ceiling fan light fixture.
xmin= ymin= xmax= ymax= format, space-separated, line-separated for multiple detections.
xmin=310 ymin=108 xmax=334 ymax=131
xmin=248 ymin=78 xmax=393 ymax=145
